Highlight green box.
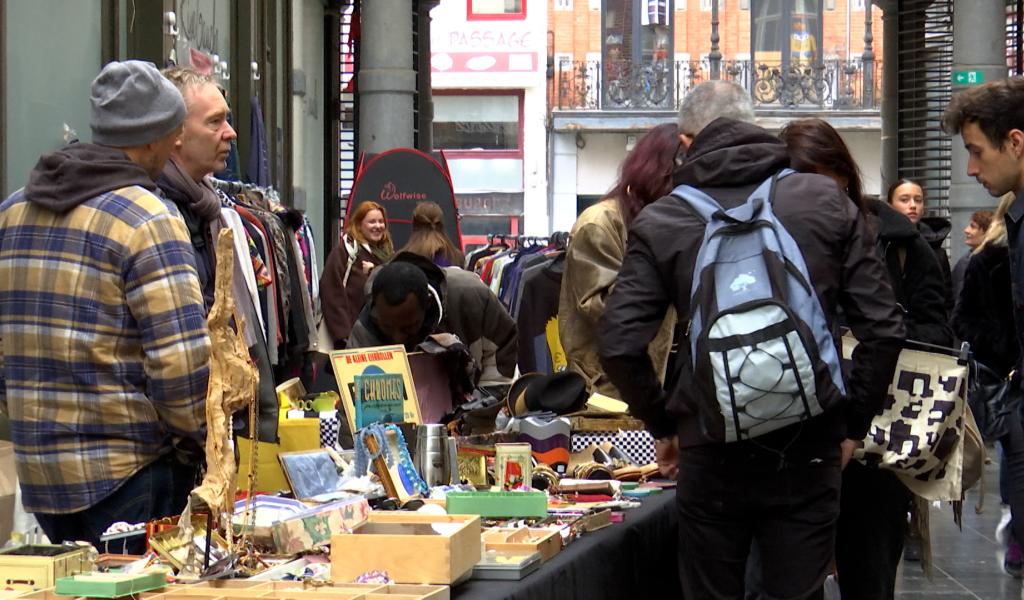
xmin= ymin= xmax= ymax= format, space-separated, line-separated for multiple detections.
xmin=55 ymin=570 xmax=167 ymax=598
xmin=446 ymin=491 xmax=548 ymax=518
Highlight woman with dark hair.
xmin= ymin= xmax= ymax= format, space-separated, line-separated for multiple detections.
xmin=781 ymin=119 xmax=951 ymax=346
xmin=319 ymin=201 xmax=394 ymax=349
xmin=399 ymin=201 xmax=465 ymax=268
xmin=887 ymin=178 xmax=954 ymax=309
xmin=558 ymin=122 xmax=679 ymax=401
xmin=781 ymin=117 xmax=950 ymax=600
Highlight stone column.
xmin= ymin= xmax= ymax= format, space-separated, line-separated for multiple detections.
xmin=877 ymin=0 xmax=898 ymax=193
xmin=949 ymin=0 xmax=1007 ymax=253
xmin=358 ymin=0 xmax=416 ymax=152
xmin=416 ymin=1 xmax=440 ymax=152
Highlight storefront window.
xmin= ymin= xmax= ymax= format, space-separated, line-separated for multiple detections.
xmin=601 ymin=0 xmax=673 ymax=108
xmin=751 ymin=0 xmax=822 ymax=65
xmin=433 ymin=94 xmax=521 ymax=152
xmin=467 ymin=0 xmax=526 ymax=20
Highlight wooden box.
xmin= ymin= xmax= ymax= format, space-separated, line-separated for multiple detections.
xmin=481 ymin=527 xmax=562 ymax=562
xmin=136 ymin=581 xmax=449 ymax=600
xmin=0 ymin=545 xmax=92 ymax=590
xmin=331 ymin=513 xmax=480 ymax=585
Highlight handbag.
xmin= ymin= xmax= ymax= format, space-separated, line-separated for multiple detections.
xmin=967 ymin=361 xmax=1022 ymax=443
xmin=843 ymin=335 xmax=971 ymax=501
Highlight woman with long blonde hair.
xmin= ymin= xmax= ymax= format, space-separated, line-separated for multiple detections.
xmin=320 ymin=201 xmax=394 ymax=348
xmin=953 ymin=192 xmax=1022 ymax=577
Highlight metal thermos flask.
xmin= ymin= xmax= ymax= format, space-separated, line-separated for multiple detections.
xmin=414 ymin=424 xmax=458 ymax=487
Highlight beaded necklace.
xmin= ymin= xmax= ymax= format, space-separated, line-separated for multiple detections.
xmin=354 ymin=423 xmax=429 ymax=496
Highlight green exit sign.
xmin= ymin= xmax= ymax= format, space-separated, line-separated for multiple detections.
xmin=953 ymin=70 xmax=985 ymax=86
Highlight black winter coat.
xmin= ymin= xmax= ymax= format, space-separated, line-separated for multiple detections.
xmin=598 ymin=118 xmax=906 ymax=447
xmin=953 ymin=244 xmax=1019 ymax=375
xmin=918 ymin=216 xmax=954 ymax=311
xmin=870 ymin=200 xmax=952 ymax=347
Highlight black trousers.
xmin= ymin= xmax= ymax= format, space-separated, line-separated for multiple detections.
xmin=834 ymin=462 xmax=911 ymax=600
xmin=677 ymin=440 xmax=842 ymax=600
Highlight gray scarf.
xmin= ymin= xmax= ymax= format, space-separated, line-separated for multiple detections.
xmin=161 ymin=158 xmax=223 ymax=222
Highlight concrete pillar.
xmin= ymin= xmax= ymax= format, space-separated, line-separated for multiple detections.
xmin=949 ymin=0 xmax=1007 ymax=260
xmin=358 ymin=0 xmax=416 ymax=152
xmin=877 ymin=0 xmax=898 ymax=193
xmin=416 ymin=2 xmax=439 ymax=152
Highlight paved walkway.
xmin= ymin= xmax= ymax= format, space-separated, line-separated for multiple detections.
xmin=897 ymin=456 xmax=1023 ymax=599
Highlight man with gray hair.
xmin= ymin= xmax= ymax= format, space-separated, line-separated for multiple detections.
xmin=157 ymin=66 xmax=237 ymax=311
xmin=599 ymin=81 xmax=904 ymax=597
xmin=0 ymin=60 xmax=210 ymax=550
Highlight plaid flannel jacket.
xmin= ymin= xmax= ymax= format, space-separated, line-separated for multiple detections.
xmin=0 ymin=185 xmax=210 ymax=513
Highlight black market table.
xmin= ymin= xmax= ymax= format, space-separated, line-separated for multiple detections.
xmin=451 ymin=490 xmax=681 ymax=600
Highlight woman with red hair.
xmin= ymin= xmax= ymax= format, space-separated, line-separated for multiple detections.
xmin=320 ymin=201 xmax=394 ymax=349
xmin=558 ymin=122 xmax=680 ymax=402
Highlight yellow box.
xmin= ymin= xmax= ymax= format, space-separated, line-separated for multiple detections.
xmin=0 ymin=544 xmax=92 ymax=590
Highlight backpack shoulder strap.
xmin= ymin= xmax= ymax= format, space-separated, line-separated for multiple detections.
xmin=671 ymin=168 xmax=797 ymax=222
xmin=669 ymin=183 xmax=724 ymax=223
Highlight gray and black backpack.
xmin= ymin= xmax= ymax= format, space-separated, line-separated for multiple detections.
xmin=671 ymin=169 xmax=846 ymax=442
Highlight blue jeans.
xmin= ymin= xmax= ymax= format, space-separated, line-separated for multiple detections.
xmin=34 ymin=455 xmax=196 ymax=554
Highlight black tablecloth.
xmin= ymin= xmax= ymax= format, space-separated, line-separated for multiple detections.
xmin=452 ymin=491 xmax=682 ymax=600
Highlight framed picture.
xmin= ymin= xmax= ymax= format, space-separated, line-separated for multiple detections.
xmin=278 ymin=449 xmax=342 ymax=500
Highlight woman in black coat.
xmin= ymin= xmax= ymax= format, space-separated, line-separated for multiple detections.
xmin=870 ymin=198 xmax=953 ymax=346
xmin=781 ymin=118 xmax=950 ymax=600
xmin=953 ymin=193 xmax=1022 ymax=577
xmin=887 ymin=178 xmax=954 ymax=311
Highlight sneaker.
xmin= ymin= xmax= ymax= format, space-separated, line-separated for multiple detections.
xmin=1005 ymin=539 xmax=1023 ymax=578
xmin=996 ymin=505 xmax=1012 ymax=546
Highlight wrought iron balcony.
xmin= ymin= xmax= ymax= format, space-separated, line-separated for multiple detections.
xmin=553 ymin=58 xmax=882 ymax=112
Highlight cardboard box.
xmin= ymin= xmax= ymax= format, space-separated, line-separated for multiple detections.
xmin=271 ymin=496 xmax=371 ymax=554
xmin=137 ymin=581 xmax=449 ymax=600
xmin=331 ymin=513 xmax=480 ymax=585
xmin=481 ymin=527 xmax=562 ymax=562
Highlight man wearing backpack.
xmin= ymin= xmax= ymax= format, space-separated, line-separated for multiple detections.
xmin=598 ymin=80 xmax=905 ymax=599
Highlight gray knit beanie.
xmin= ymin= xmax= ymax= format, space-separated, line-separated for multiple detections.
xmin=90 ymin=60 xmax=187 ymax=147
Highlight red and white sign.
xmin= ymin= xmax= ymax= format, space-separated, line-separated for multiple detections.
xmin=431 ymin=52 xmax=538 ymax=73
xmin=430 ymin=0 xmax=543 ymax=77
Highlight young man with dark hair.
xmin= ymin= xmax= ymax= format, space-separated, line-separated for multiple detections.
xmin=943 ymin=75 xmax=1024 ymax=572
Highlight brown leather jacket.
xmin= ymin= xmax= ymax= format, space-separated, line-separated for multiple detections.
xmin=558 ymin=199 xmax=675 ymax=397
xmin=599 ymin=118 xmax=905 ymax=446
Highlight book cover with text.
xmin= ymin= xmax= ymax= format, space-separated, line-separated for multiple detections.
xmin=330 ymin=345 xmax=421 ymax=434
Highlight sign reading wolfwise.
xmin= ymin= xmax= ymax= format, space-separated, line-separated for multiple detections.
xmin=346 ymin=149 xmax=462 ymax=249
xmin=952 ymin=70 xmax=985 ymax=86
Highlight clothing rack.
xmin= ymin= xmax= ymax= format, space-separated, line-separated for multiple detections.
xmin=486 ymin=232 xmax=569 ymax=250
xmin=210 ymin=177 xmax=258 ymax=196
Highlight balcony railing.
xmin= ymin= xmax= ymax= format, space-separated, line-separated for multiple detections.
xmin=554 ymin=58 xmax=882 ymax=112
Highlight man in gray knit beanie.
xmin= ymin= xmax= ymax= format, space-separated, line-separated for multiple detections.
xmin=0 ymin=60 xmax=209 ymax=551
